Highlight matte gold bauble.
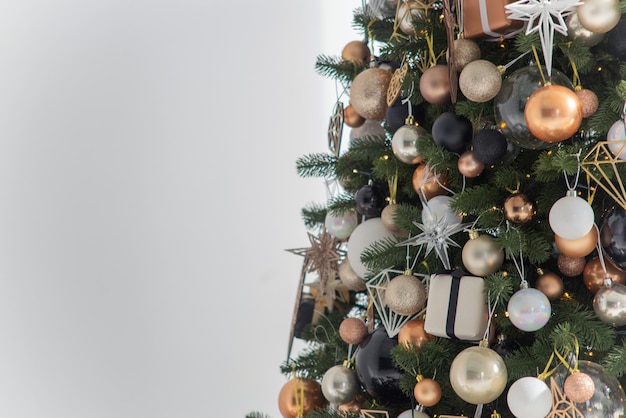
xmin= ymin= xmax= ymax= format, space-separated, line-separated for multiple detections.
xmin=459 ymin=59 xmax=503 ymax=103
xmin=338 ymin=257 xmax=367 ymax=292
xmin=339 ymin=317 xmax=368 ymax=345
xmin=344 ymin=104 xmax=366 ymax=128
xmin=557 ymin=253 xmax=587 ymax=277
xmin=563 ymin=372 xmax=595 ymax=403
xmin=278 ymin=378 xmax=327 ymax=418
xmin=462 ymin=232 xmax=504 ymax=277
xmin=350 ymin=68 xmax=392 ymax=120
xmin=554 ymin=225 xmax=598 ymax=258
xmin=342 ymin=40 xmax=371 ymax=64
xmin=583 ymin=256 xmax=626 ymax=294
xmin=419 ymin=65 xmax=451 ymax=105
xmin=398 ymin=318 xmax=432 ymax=349
xmin=577 ymin=0 xmax=621 ymax=33
xmin=575 ymin=88 xmax=599 ymax=118
xmin=525 ymin=85 xmax=583 ymax=143
xmin=451 ymin=38 xmax=481 ymax=72
xmin=413 ymin=377 xmax=442 ymax=407
xmin=457 ymin=150 xmax=485 ymax=178
xmin=381 ymin=203 xmax=408 ymax=236
xmin=535 ymin=269 xmax=564 ymax=301
xmin=383 ymin=273 xmax=426 ymax=315
xmin=412 ymin=164 xmax=449 ymax=200
xmin=503 ymin=193 xmax=537 ymax=224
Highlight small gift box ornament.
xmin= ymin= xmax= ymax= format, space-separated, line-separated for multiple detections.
xmin=461 ymin=0 xmax=524 ymax=39
xmin=423 ymin=269 xmax=489 ymax=341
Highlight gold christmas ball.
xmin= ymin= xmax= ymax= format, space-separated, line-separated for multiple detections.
xmin=338 ymin=257 xmax=367 ymax=291
xmin=339 ymin=317 xmax=368 ymax=345
xmin=462 ymin=233 xmax=504 ymax=277
xmin=457 ymin=150 xmax=485 ymax=178
xmin=525 ymin=85 xmax=583 ymax=143
xmin=577 ymin=0 xmax=621 ymax=33
xmin=381 ymin=203 xmax=408 ymax=236
xmin=563 ymin=372 xmax=595 ymax=403
xmin=344 ymin=104 xmax=366 ymax=128
xmin=412 ymin=163 xmax=449 ymax=200
xmin=554 ymin=225 xmax=598 ymax=258
xmin=342 ymin=40 xmax=371 ymax=64
xmin=503 ymin=193 xmax=537 ymax=224
xmin=398 ymin=318 xmax=432 ymax=349
xmin=557 ymin=253 xmax=587 ymax=277
xmin=449 ymin=346 xmax=508 ymax=404
xmin=583 ymin=256 xmax=626 ymax=294
xmin=450 ymin=38 xmax=481 ymax=72
xmin=278 ymin=378 xmax=327 ymax=418
xmin=350 ymin=68 xmax=392 ymax=120
xmin=413 ymin=378 xmax=442 ymax=407
xmin=419 ymin=65 xmax=451 ymax=105
xmin=459 ymin=59 xmax=503 ymax=103
xmin=383 ymin=273 xmax=426 ymax=315
xmin=535 ymin=270 xmax=564 ymax=301
xmin=575 ymin=88 xmax=599 ymax=118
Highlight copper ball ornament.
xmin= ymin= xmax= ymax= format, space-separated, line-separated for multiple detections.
xmin=412 ymin=164 xmax=449 ymax=200
xmin=339 ymin=317 xmax=368 ymax=345
xmin=563 ymin=372 xmax=596 ymax=403
xmin=535 ymin=270 xmax=564 ymax=301
xmin=557 ymin=253 xmax=587 ymax=277
xmin=413 ymin=377 xmax=442 ymax=407
xmin=459 ymin=59 xmax=503 ymax=103
xmin=575 ymin=88 xmax=599 ymax=118
xmin=398 ymin=318 xmax=432 ymax=349
xmin=554 ymin=225 xmax=598 ymax=258
xmin=383 ymin=273 xmax=426 ymax=316
xmin=503 ymin=193 xmax=537 ymax=224
xmin=350 ymin=68 xmax=392 ymax=120
xmin=278 ymin=378 xmax=327 ymax=418
xmin=524 ymin=85 xmax=583 ymax=143
xmin=344 ymin=104 xmax=366 ymax=128
xmin=451 ymin=38 xmax=481 ymax=72
xmin=419 ymin=65 xmax=451 ymax=105
xmin=342 ymin=40 xmax=371 ymax=64
xmin=458 ymin=150 xmax=485 ymax=178
xmin=583 ymin=256 xmax=626 ymax=294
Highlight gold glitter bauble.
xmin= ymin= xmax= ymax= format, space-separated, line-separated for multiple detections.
xmin=413 ymin=378 xmax=442 ymax=407
xmin=350 ymin=68 xmax=392 ymax=120
xmin=557 ymin=253 xmax=586 ymax=277
xmin=535 ymin=271 xmax=564 ymax=301
xmin=450 ymin=38 xmax=481 ymax=72
xmin=459 ymin=59 xmax=502 ymax=103
xmin=383 ymin=273 xmax=426 ymax=315
xmin=563 ymin=372 xmax=595 ymax=403
xmin=503 ymin=193 xmax=537 ymax=224
xmin=381 ymin=204 xmax=408 ymax=236
xmin=419 ymin=65 xmax=451 ymax=105
xmin=344 ymin=104 xmax=366 ymax=128
xmin=554 ymin=225 xmax=598 ymax=258
xmin=338 ymin=257 xmax=367 ymax=291
xmin=575 ymin=88 xmax=599 ymax=118
xmin=398 ymin=318 xmax=432 ymax=349
xmin=342 ymin=40 xmax=371 ymax=64
xmin=339 ymin=317 xmax=368 ymax=345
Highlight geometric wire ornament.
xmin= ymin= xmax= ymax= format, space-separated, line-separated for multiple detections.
xmin=361 ymin=410 xmax=390 ymax=418
xmin=328 ymin=101 xmax=344 ymax=157
xmin=546 ymin=376 xmax=585 ymax=417
xmin=581 ymin=139 xmax=626 ymax=210
xmin=387 ymin=60 xmax=408 ymax=107
xmin=365 ymin=268 xmax=429 ymax=338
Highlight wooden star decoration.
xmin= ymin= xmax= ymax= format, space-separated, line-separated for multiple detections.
xmin=546 ymin=376 xmax=584 ymax=417
xmin=286 ymin=230 xmax=344 ymax=295
xmin=361 ymin=410 xmax=390 ymax=418
xmin=328 ymin=101 xmax=344 ymax=157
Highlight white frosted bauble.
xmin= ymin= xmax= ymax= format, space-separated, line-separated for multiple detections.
xmin=347 ymin=217 xmax=398 ymax=278
xmin=507 ymin=376 xmax=552 ymax=418
xmin=548 ymin=193 xmax=595 ymax=240
xmin=422 ymin=195 xmax=462 ymax=227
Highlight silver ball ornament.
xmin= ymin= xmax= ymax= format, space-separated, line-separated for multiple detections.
xmin=391 ymin=124 xmax=426 ymax=164
xmin=577 ymin=0 xmax=621 ymax=33
xmin=321 ymin=365 xmax=360 ymax=405
xmin=593 ymin=281 xmax=626 ymax=327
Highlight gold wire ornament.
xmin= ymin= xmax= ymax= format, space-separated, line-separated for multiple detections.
xmin=327 ymin=101 xmax=344 ymax=157
xmin=580 ymin=139 xmax=626 ymax=210
xmin=360 ymin=410 xmax=390 ymax=418
xmin=546 ymin=376 xmax=585 ymax=417
xmin=387 ymin=60 xmax=408 ymax=106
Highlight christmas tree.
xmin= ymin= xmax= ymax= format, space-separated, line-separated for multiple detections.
xmin=272 ymin=0 xmax=626 ymax=417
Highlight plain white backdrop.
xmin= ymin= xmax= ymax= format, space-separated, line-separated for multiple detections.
xmin=0 ymin=1 xmax=362 ymax=417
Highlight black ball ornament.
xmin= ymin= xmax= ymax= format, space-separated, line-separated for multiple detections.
xmin=431 ymin=112 xmax=473 ymax=154
xmin=355 ymin=182 xmax=387 ymax=217
xmin=608 ymin=15 xmax=626 ymax=60
xmin=472 ymin=129 xmax=508 ymax=165
xmin=600 ymin=205 xmax=626 ymax=270
xmin=385 ymin=98 xmax=425 ymax=134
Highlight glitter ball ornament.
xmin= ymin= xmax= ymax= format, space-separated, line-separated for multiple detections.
xmin=451 ymin=38 xmax=481 ymax=72
xmin=593 ymin=280 xmax=626 ymax=327
xmin=449 ymin=345 xmax=508 ymax=405
xmin=554 ymin=224 xmax=598 ymax=258
xmin=344 ymin=104 xmax=366 ymax=128
xmin=339 ymin=257 xmax=367 ymax=291
xmin=577 ymin=0 xmax=621 ymax=33
xmin=321 ymin=364 xmax=361 ymax=405
xmin=459 ymin=59 xmax=503 ymax=103
xmin=606 ymin=119 xmax=626 ymax=160
xmin=419 ymin=65 xmax=451 ymax=105
xmin=507 ymin=287 xmax=551 ymax=332
xmin=507 ymin=376 xmax=553 ymax=418
xmin=350 ymin=68 xmax=392 ymax=120
xmin=535 ymin=269 xmax=564 ymax=301
xmin=575 ymin=88 xmax=599 ymax=118
xmin=583 ymin=256 xmax=626 ymax=294
xmin=397 ymin=318 xmax=432 ymax=349
xmin=342 ymin=40 xmax=371 ymax=64
xmin=504 ymin=193 xmax=537 ymax=224
xmin=381 ymin=203 xmax=407 ymax=236
xmin=525 ymin=84 xmax=583 ymax=144
xmin=563 ymin=372 xmax=595 ymax=403
xmin=325 ymin=211 xmax=359 ymax=240
xmin=462 ymin=231 xmax=504 ymax=277
xmin=431 ymin=111 xmax=473 ymax=154
xmin=383 ymin=272 xmax=426 ymax=316
xmin=472 ymin=128 xmax=508 ymax=165
xmin=413 ymin=377 xmax=442 ymax=407
xmin=391 ymin=122 xmax=427 ymax=164
xmin=339 ymin=317 xmax=368 ymax=345
xmin=557 ymin=253 xmax=586 ymax=277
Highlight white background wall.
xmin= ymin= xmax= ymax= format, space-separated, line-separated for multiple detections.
xmin=0 ymin=1 xmax=361 ymax=417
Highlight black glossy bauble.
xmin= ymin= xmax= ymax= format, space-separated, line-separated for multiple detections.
xmin=355 ymin=327 xmax=409 ymax=407
xmin=431 ymin=112 xmax=473 ymax=154
xmin=355 ymin=182 xmax=386 ymax=217
xmin=385 ymin=98 xmax=425 ymax=134
xmin=472 ymin=129 xmax=508 ymax=165
xmin=600 ymin=205 xmax=626 ymax=271
xmin=608 ymin=15 xmax=626 ymax=60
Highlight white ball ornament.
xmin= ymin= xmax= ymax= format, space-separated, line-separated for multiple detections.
xmin=397 ymin=410 xmax=430 ymax=418
xmin=607 ymin=119 xmax=626 ymax=160
xmin=347 ymin=217 xmax=399 ymax=278
xmin=507 ymin=286 xmax=551 ymax=332
xmin=548 ymin=190 xmax=595 ymax=240
xmin=507 ymin=376 xmax=552 ymax=418
xmin=325 ymin=211 xmax=359 ymax=240
xmin=421 ymin=195 xmax=462 ymax=227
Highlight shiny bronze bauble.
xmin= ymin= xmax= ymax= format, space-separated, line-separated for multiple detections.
xmin=342 ymin=40 xmax=371 ymax=64
xmin=413 ymin=377 xmax=442 ymax=407
xmin=278 ymin=378 xmax=327 ymax=418
xmin=419 ymin=65 xmax=451 ymax=105
xmin=344 ymin=104 xmax=366 ymax=128
xmin=458 ymin=150 xmax=485 ymax=178
xmin=525 ymin=85 xmax=583 ymax=143
xmin=503 ymin=193 xmax=537 ymax=224
xmin=554 ymin=225 xmax=598 ymax=258
xmin=397 ymin=318 xmax=432 ymax=349
xmin=412 ymin=164 xmax=449 ymax=200
xmin=535 ymin=270 xmax=564 ymax=301
xmin=583 ymin=256 xmax=626 ymax=294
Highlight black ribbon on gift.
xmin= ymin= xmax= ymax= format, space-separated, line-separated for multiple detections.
xmin=443 ymin=269 xmax=467 ymax=340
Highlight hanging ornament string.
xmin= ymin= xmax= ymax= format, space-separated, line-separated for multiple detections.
xmin=507 ymin=223 xmax=527 ymax=288
xmin=388 ymin=168 xmax=399 ymax=205
xmin=531 ymin=45 xmax=547 ymax=86
xmin=568 ymin=56 xmax=582 ymax=91
xmin=537 ymin=351 xmax=559 ymax=382
xmin=593 ymin=223 xmax=609 ymax=278
xmin=563 ymin=149 xmax=583 ymax=192
xmin=553 ymin=333 xmax=583 ymax=375
xmin=482 ymin=289 xmax=502 ymax=342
